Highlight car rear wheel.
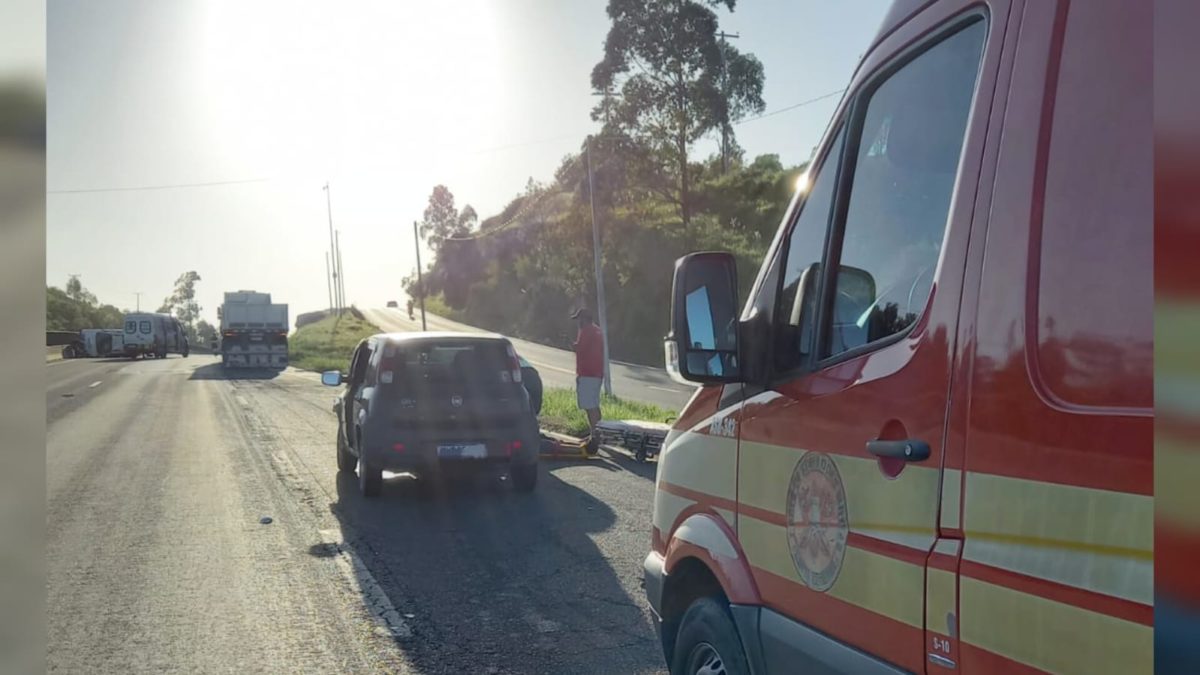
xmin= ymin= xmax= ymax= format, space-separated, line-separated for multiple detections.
xmin=336 ymin=425 xmax=355 ymax=474
xmin=358 ymin=454 xmax=382 ymax=497
xmin=511 ymin=462 xmax=538 ymax=492
xmin=670 ymin=597 xmax=749 ymax=675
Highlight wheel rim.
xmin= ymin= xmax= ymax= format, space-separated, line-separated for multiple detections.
xmin=686 ymin=642 xmax=727 ymax=675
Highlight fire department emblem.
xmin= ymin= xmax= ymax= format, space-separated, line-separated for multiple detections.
xmin=786 ymin=452 xmax=849 ymax=592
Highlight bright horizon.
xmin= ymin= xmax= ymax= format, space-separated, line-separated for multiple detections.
xmin=47 ymin=0 xmax=890 ymax=328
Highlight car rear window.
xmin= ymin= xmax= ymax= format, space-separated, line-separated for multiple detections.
xmin=380 ymin=341 xmax=512 ymax=387
xmin=139 ymin=321 xmax=152 ymax=334
xmin=125 ymin=321 xmax=136 ymax=333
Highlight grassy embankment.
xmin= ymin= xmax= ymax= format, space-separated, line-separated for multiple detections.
xmin=291 ymin=311 xmax=676 ymax=435
xmin=289 ymin=312 xmax=379 ymax=373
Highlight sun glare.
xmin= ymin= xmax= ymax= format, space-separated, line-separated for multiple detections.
xmin=199 ymin=0 xmax=504 ymax=184
xmin=795 ymin=170 xmax=811 ymax=194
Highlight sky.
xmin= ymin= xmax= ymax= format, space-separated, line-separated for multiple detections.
xmin=47 ymin=0 xmax=891 ymax=326
xmin=0 ymin=0 xmax=43 ymax=79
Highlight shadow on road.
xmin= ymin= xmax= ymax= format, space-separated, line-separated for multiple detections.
xmin=189 ymin=363 xmax=282 ymax=381
xmin=543 ymin=451 xmax=658 ymax=483
xmin=597 ymin=450 xmax=659 ymax=482
xmin=325 ymin=463 xmax=663 ymax=674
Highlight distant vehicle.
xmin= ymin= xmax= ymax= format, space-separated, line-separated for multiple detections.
xmin=62 ymin=329 xmax=123 ymax=359
xmin=80 ymin=328 xmax=124 ymax=357
xmin=218 ymin=290 xmax=288 ymax=368
xmin=322 ymin=332 xmax=540 ymax=497
xmin=122 ymin=313 xmax=189 ymax=359
xmin=386 ymin=300 xmax=398 ymax=308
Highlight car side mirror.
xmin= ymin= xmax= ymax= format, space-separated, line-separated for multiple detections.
xmin=665 ymin=252 xmax=742 ymax=384
xmin=321 ymin=370 xmax=344 ymax=387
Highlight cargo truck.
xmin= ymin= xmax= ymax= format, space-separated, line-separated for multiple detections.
xmin=217 ymin=290 xmax=289 ymax=368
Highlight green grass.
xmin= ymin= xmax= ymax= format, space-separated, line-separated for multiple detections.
xmin=538 ymin=387 xmax=677 ymax=437
xmin=289 ymin=312 xmax=380 ymax=373
xmin=420 ymin=294 xmax=468 ymax=322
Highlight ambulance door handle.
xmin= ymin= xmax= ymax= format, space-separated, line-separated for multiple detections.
xmin=866 ymin=439 xmax=930 ymax=462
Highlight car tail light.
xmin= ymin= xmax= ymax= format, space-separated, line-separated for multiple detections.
xmin=504 ymin=440 xmax=522 ymax=457
xmin=505 ymin=344 xmax=522 ymax=383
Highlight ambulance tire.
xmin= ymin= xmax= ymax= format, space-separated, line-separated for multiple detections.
xmin=670 ymin=596 xmax=749 ymax=675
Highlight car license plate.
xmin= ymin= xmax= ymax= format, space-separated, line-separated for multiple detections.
xmin=437 ymin=443 xmax=487 ymax=459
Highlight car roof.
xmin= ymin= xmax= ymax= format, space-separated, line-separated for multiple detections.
xmin=371 ymin=331 xmax=510 ymax=345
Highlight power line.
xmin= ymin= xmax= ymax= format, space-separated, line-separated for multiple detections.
xmin=735 ymin=88 xmax=846 ymax=125
xmin=47 ymin=177 xmax=270 ymax=194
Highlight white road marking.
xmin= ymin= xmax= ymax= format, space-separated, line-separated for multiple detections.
xmin=88 ymin=381 xmax=102 ymax=388
xmin=236 ymin=396 xmax=249 ymax=407
xmin=649 ymin=386 xmax=683 ymax=393
xmin=318 ymin=529 xmax=413 ymax=638
xmin=528 ymin=360 xmax=575 ymax=376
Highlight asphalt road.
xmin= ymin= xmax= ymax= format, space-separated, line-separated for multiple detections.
xmin=47 ymin=354 xmax=668 ymax=674
xmin=360 ymin=307 xmax=696 ymax=413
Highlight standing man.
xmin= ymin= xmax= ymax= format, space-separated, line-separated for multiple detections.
xmin=571 ymin=307 xmax=604 ymax=455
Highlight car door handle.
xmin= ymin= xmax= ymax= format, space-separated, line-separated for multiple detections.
xmin=866 ymin=439 xmax=930 ymax=462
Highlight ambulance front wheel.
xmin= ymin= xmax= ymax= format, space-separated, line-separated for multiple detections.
xmin=670 ymin=596 xmax=749 ymax=675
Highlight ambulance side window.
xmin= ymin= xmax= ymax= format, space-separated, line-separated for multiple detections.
xmin=823 ymin=19 xmax=986 ymax=359
xmin=773 ymin=127 xmax=844 ymax=373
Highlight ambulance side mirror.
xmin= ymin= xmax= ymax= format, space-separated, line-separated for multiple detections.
xmin=666 ymin=252 xmax=742 ymax=385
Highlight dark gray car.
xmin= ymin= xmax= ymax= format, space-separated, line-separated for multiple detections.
xmin=323 ymin=332 xmax=540 ymax=497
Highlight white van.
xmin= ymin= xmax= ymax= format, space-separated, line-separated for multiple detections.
xmin=122 ymin=313 xmax=190 ymax=359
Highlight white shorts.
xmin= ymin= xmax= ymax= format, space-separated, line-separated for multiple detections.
xmin=576 ymin=377 xmax=602 ymax=410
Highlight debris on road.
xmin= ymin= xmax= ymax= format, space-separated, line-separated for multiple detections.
xmin=594 ymin=420 xmax=669 ymax=463
xmin=259 ymin=516 xmax=273 ymax=525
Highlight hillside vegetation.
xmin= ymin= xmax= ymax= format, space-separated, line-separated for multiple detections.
xmin=406 ymin=1 xmax=808 ymax=366
xmin=414 ymin=153 xmax=804 ymax=366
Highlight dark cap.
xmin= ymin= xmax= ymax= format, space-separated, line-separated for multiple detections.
xmin=570 ymin=307 xmax=593 ymax=321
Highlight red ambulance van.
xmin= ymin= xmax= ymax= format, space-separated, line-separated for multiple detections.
xmin=645 ymin=0 xmax=1152 ymax=672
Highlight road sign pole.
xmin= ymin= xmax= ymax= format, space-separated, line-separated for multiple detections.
xmin=323 ymin=182 xmax=340 ymax=313
xmin=586 ymin=136 xmax=613 ymax=397
xmin=413 ymin=221 xmax=427 ymax=331
xmin=335 ymin=230 xmax=346 ymax=310
xmin=325 ymin=252 xmax=333 ymax=311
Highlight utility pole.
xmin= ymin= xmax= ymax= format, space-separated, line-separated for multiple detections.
xmin=586 ymin=135 xmax=613 ymax=396
xmin=335 ymin=230 xmax=346 ymax=310
xmin=322 ymin=182 xmax=340 ymax=314
xmin=325 ymin=252 xmax=333 ymax=311
xmin=716 ymin=31 xmax=740 ymax=175
xmin=134 ymin=291 xmax=141 ymax=312
xmin=413 ymin=221 xmax=427 ymax=331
